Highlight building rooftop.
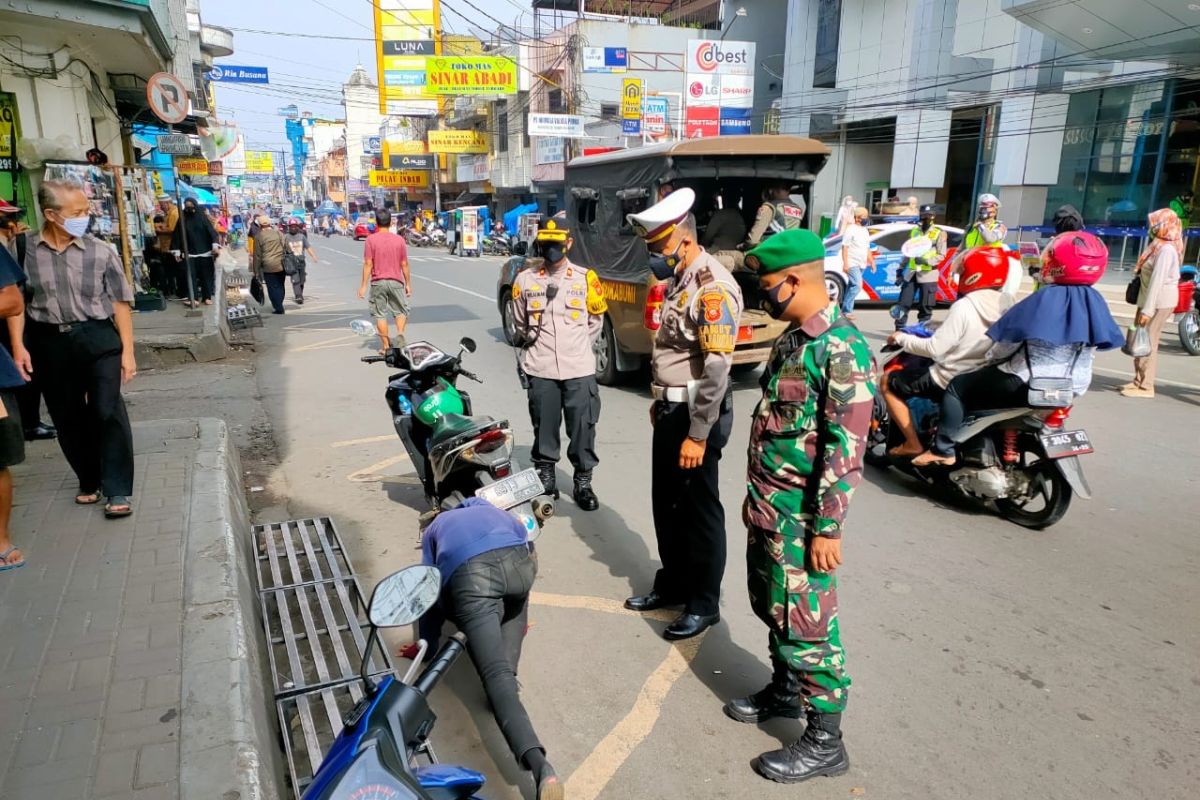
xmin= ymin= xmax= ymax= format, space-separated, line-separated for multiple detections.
xmin=346 ymin=64 xmax=375 ymax=88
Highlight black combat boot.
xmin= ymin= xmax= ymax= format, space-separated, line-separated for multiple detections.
xmin=572 ymin=471 xmax=599 ymax=511
xmin=723 ymin=659 xmax=804 ymax=723
xmin=535 ymin=463 xmax=559 ymax=499
xmin=752 ymin=711 xmax=849 ymax=784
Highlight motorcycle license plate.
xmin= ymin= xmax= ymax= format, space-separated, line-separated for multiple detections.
xmin=476 ymin=468 xmax=545 ymax=510
xmin=1039 ymin=429 xmax=1094 ymax=459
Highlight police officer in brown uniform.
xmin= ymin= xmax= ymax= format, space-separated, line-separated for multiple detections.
xmin=623 ymin=187 xmax=744 ymax=640
xmin=512 ymin=219 xmax=607 ymax=511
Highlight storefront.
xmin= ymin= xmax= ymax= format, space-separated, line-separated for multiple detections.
xmin=0 ymin=91 xmax=35 ymax=213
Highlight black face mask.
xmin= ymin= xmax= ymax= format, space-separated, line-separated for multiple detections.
xmin=541 ymin=242 xmax=566 ymax=265
xmin=919 ymin=216 xmax=933 ymax=231
xmin=648 ymin=239 xmax=684 ymax=280
xmin=184 ymin=206 xmax=197 ymax=215
xmin=760 ymin=278 xmax=795 ymax=318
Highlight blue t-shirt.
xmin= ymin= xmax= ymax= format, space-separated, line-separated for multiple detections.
xmin=420 ymin=497 xmax=529 ymax=585
xmin=0 ymin=248 xmax=26 ymax=390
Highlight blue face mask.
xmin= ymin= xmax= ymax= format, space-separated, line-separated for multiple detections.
xmin=61 ymin=216 xmax=90 ymax=238
xmin=648 ymin=240 xmax=683 ymax=280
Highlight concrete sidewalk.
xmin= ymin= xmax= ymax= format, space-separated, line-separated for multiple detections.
xmin=0 ymin=419 xmax=281 ymax=800
xmin=132 ymin=254 xmax=243 ymax=369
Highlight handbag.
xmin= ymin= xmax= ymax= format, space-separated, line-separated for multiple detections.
xmin=1124 ymin=274 xmax=1141 ymax=305
xmin=1121 ymin=325 xmax=1151 ymax=358
xmin=250 ymin=276 xmax=265 ymax=305
xmin=1025 ymin=342 xmax=1081 ymax=408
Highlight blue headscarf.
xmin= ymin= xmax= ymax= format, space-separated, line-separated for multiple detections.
xmin=987 ymin=284 xmax=1124 ymax=350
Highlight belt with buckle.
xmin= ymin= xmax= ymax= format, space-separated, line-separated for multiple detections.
xmin=651 ymin=384 xmax=689 ymax=403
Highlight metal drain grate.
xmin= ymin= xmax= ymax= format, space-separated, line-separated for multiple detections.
xmin=252 ymin=517 xmax=395 ymax=794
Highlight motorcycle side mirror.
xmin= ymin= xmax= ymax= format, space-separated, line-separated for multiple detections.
xmin=459 ymin=337 xmax=477 ymax=354
xmin=368 ymin=565 xmax=442 ymax=628
xmin=350 ymin=319 xmax=375 ymax=337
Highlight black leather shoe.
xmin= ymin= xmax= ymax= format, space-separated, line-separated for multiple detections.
xmin=572 ymin=471 xmax=599 ymax=511
xmin=24 ymin=424 xmax=56 ymax=441
xmin=753 ymin=712 xmax=849 ymax=784
xmin=724 ymin=660 xmax=804 ymax=723
xmin=663 ymin=612 xmax=720 ymax=640
xmin=623 ymin=591 xmax=681 ymax=612
xmin=535 ymin=463 xmax=559 ymax=499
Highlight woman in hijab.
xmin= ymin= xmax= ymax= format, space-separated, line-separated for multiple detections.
xmin=171 ymin=198 xmax=220 ymax=307
xmin=1123 ymin=208 xmax=1183 ymax=398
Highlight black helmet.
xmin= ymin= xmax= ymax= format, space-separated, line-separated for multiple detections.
xmin=919 ymin=204 xmax=936 ymax=217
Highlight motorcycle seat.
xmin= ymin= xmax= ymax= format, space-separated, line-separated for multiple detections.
xmin=430 ymin=413 xmax=497 ymax=447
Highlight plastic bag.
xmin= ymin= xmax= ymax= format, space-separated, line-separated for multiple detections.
xmin=1122 ymin=325 xmax=1151 ymax=358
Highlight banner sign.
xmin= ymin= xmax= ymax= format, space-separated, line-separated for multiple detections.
xmin=684 ymin=39 xmax=755 ymax=137
xmin=527 ymin=113 xmax=586 ymax=138
xmin=582 ymin=47 xmax=627 ymax=73
xmin=455 ymin=154 xmax=489 ymax=183
xmin=206 ymin=161 xmax=224 ymax=176
xmin=375 ymin=0 xmax=440 ymax=115
xmin=383 ymin=40 xmax=434 ymax=56
xmin=390 ymin=153 xmax=434 ymax=170
xmin=370 ymin=169 xmax=430 ymax=188
xmin=365 ymin=135 xmax=382 ymax=154
xmin=427 ymin=129 xmax=489 ymax=154
xmin=621 ymin=78 xmax=643 ymax=120
xmin=533 ymin=136 xmax=565 ymax=166
xmin=156 ymin=134 xmax=193 ymax=156
xmin=244 ymin=151 xmax=275 ymax=174
xmin=424 ymin=56 xmax=518 ymax=96
xmin=685 ymin=106 xmax=719 ymax=139
xmin=208 ymin=65 xmax=270 ymax=84
xmin=642 ymin=97 xmax=669 ymax=135
xmin=173 ymin=157 xmax=209 ymax=176
xmin=227 ymin=176 xmax=242 ymax=188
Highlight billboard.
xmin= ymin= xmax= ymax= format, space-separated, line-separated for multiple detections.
xmin=424 ymin=56 xmax=517 ymax=96
xmin=533 ymin=136 xmax=564 ymax=166
xmin=369 ymin=169 xmax=430 ymax=188
xmin=527 ymin=113 xmax=586 ymax=138
xmin=582 ymin=47 xmax=627 ymax=73
xmin=174 ymin=157 xmax=209 ymax=176
xmin=642 ymin=97 xmax=669 ymax=135
xmin=427 ymin=129 xmax=489 ymax=154
xmin=374 ymin=0 xmax=440 ymax=115
xmin=456 ymin=154 xmax=490 ymax=183
xmin=244 ymin=151 xmax=275 ymax=174
xmin=621 ymin=78 xmax=643 ymax=136
xmin=684 ymin=39 xmax=755 ymax=137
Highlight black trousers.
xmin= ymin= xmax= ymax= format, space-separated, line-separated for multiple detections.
xmin=527 ymin=375 xmax=599 ymax=472
xmin=290 ymin=263 xmax=307 ymax=300
xmin=894 ymin=278 xmax=936 ymax=329
xmin=440 ymin=545 xmax=542 ymax=764
xmin=934 ymin=365 xmax=1029 ymax=455
xmin=651 ymin=399 xmax=732 ymax=616
xmin=27 ymin=319 xmax=134 ymax=496
xmin=264 ymin=272 xmax=287 ymax=313
xmin=190 ymin=256 xmax=216 ymax=302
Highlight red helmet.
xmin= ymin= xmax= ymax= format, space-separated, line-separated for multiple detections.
xmin=1042 ymin=231 xmax=1107 ymax=285
xmin=957 ymin=246 xmax=1010 ymax=295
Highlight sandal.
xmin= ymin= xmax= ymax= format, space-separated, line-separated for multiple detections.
xmin=0 ymin=545 xmax=25 ymax=572
xmin=75 ymin=490 xmax=101 ymax=505
xmin=104 ymin=496 xmax=133 ymax=519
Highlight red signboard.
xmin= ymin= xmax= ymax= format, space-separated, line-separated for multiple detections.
xmin=582 ymin=147 xmax=624 ymax=157
xmin=685 ymin=106 xmax=719 ymax=139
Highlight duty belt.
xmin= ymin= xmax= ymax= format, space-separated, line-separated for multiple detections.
xmin=651 ymin=384 xmax=690 ymax=403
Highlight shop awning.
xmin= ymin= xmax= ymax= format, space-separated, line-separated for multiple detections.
xmin=177 ymin=181 xmax=220 ymax=206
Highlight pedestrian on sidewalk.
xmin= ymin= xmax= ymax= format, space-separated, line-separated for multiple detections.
xmin=730 ymin=229 xmax=876 ymax=784
xmin=154 ymin=196 xmax=181 ymax=298
xmin=416 ymin=497 xmax=562 ymax=800
xmin=839 ymin=206 xmax=874 ymax=318
xmin=0 ymin=243 xmax=32 ymax=570
xmin=1124 ymin=208 xmax=1183 ymax=398
xmin=283 ymin=218 xmax=318 ymax=305
xmin=13 ymin=179 xmax=137 ymax=518
xmin=172 ymin=198 xmax=220 ymax=307
xmin=251 ymin=216 xmax=287 ymax=314
xmin=357 ymin=208 xmax=411 ymax=351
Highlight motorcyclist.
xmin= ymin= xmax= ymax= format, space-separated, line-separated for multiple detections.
xmin=913 ymin=231 xmax=1123 ymax=467
xmin=882 ymin=246 xmax=1013 ymax=458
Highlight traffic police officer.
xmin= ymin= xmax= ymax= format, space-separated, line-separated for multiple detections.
xmin=727 ymin=229 xmax=876 ymax=784
xmin=623 ymin=187 xmax=743 ymax=641
xmin=511 ymin=218 xmax=607 ymax=511
xmin=964 ymin=192 xmax=1007 ymax=249
xmin=891 ymin=204 xmax=947 ymax=329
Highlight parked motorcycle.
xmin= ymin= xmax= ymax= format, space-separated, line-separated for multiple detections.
xmin=866 ymin=325 xmax=1092 ymax=529
xmin=353 ymin=328 xmax=555 ymax=528
xmin=301 ymin=564 xmax=484 ymax=799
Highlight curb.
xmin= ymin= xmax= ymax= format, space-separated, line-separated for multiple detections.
xmin=165 ymin=418 xmax=284 ymax=800
xmin=135 ymin=273 xmax=232 ymax=369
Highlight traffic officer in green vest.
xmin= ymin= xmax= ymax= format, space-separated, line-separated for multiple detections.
xmin=746 ymin=183 xmax=806 ymax=247
xmin=964 ymin=192 xmax=1007 ymax=249
xmin=727 ymin=228 xmax=876 ymax=784
xmin=511 ymin=218 xmax=608 ymax=511
xmin=890 ymin=204 xmax=947 ymax=330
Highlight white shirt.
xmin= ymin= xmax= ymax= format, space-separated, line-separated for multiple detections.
xmin=894 ymin=289 xmax=1012 ymax=388
xmin=841 ymin=224 xmax=870 ymax=269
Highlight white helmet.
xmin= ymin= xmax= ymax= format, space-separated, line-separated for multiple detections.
xmin=977 ymin=193 xmax=1001 ymax=208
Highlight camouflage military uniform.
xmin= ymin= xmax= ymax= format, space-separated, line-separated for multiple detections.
xmin=744 ymin=304 xmax=876 ymax=713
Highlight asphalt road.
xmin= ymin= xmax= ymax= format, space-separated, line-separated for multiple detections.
xmin=251 ymin=233 xmax=1200 ymax=800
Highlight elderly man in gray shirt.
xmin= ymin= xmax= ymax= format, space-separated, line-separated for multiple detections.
xmin=11 ymin=180 xmax=137 ymax=518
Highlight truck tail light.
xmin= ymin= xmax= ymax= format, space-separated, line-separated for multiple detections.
xmin=644 ymin=282 xmax=667 ymax=330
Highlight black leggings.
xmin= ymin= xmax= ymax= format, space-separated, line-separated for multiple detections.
xmin=934 ymin=366 xmax=1029 ymax=455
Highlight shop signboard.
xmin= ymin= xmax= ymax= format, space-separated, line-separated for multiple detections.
xmin=456 ymin=154 xmax=489 ymax=182
xmin=244 ymin=151 xmax=275 ymax=174
xmin=156 ymin=134 xmax=193 ymax=156
xmin=173 ymin=157 xmax=209 ymax=176
xmin=642 ymin=97 xmax=669 ymax=135
xmin=390 ymin=153 xmax=434 ymax=170
xmin=227 ymin=176 xmax=242 ymax=188
xmin=685 ymin=106 xmax=719 ymax=139
xmin=374 ymin=0 xmax=440 ymax=115
xmin=369 ymin=169 xmax=430 ymax=188
xmin=207 ymin=65 xmax=270 ymax=84
xmin=582 ymin=47 xmax=627 ymax=74
xmin=684 ymin=39 xmax=755 ymax=137
xmin=533 ymin=136 xmax=565 ymax=166
xmin=424 ymin=56 xmax=518 ymax=96
xmin=527 ymin=113 xmax=586 ymax=138
xmin=206 ymin=161 xmax=225 ymax=176
xmin=365 ymin=135 xmax=382 ymax=154
xmin=427 ymin=129 xmax=489 ymax=154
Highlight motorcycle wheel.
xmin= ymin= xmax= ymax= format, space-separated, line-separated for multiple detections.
xmin=995 ymin=460 xmax=1072 ymax=529
xmin=1179 ymin=309 xmax=1200 ymax=356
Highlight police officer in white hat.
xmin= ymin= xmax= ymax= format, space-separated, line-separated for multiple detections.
xmin=511 ymin=218 xmax=607 ymax=510
xmin=623 ymin=186 xmax=743 ymax=641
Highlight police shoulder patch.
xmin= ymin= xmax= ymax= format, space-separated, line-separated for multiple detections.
xmin=512 ymin=283 xmax=521 ymax=300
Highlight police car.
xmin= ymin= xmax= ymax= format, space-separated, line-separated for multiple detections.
xmin=823 ymin=223 xmax=966 ymax=305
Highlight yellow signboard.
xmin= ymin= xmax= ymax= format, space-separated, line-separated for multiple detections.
xmin=383 ymin=139 xmax=427 ymax=162
xmin=244 ymin=150 xmax=275 ymax=174
xmin=621 ymin=78 xmax=643 ymax=120
xmin=424 ymin=56 xmax=518 ymax=96
xmin=174 ymin=157 xmax=209 ymax=176
xmin=427 ymin=130 xmax=489 ymax=154
xmin=369 ymin=170 xmax=430 ymax=189
xmin=374 ymin=0 xmax=442 ymax=113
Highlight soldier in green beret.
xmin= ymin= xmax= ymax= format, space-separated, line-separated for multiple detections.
xmin=724 ymin=229 xmax=877 ymax=783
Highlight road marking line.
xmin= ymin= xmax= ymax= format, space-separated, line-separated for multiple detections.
xmin=412 ymin=275 xmax=493 ymax=302
xmin=347 ymin=453 xmax=410 ymax=482
xmin=1094 ymin=366 xmax=1200 ymax=391
xmin=285 ymin=314 xmax=359 ymax=330
xmin=331 ymin=434 xmax=396 ymax=448
xmin=288 ymin=333 xmax=361 ymax=353
xmin=564 ymin=636 xmax=704 ymax=800
xmin=529 ymin=591 xmax=678 ymax=623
